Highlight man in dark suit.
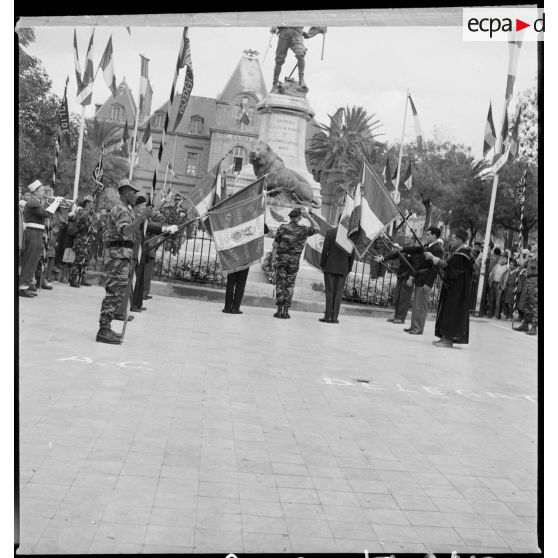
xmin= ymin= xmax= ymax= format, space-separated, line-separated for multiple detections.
xmin=404 ymin=226 xmax=445 ymax=335
xmin=319 ymin=226 xmax=355 ymax=324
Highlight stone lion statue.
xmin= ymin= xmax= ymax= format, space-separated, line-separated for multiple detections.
xmin=249 ymin=141 xmax=320 ymax=208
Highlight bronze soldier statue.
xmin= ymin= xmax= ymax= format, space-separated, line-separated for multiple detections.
xmin=270 ymin=26 xmax=326 ymax=91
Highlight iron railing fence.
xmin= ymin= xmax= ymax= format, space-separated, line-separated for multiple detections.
xmin=88 ymin=235 xmax=480 ymax=312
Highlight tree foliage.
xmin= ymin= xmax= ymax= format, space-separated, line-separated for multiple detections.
xmin=307 ymin=106 xmax=383 ymax=222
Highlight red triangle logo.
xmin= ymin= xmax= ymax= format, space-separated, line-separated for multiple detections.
xmin=516 ymin=19 xmax=530 ymax=31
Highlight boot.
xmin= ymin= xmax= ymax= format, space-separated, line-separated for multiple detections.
xmin=272 ymin=64 xmax=281 ymax=90
xmin=96 ymin=326 xmax=122 ymax=344
xmin=297 ymin=57 xmax=307 ymax=88
xmin=282 ymin=305 xmax=291 ymax=319
xmin=80 ymin=275 xmax=92 ymax=287
xmin=69 ymin=280 xmax=80 ymax=288
xmin=513 ymin=322 xmax=530 ymax=332
xmin=274 ymin=304 xmax=283 ymax=318
xmin=526 ymin=324 xmax=538 ymax=336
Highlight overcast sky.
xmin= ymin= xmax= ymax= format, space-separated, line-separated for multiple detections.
xmin=25 ymin=24 xmax=537 ymax=159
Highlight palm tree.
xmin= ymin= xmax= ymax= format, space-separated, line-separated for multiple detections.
xmin=307 ymin=106 xmax=383 ymax=222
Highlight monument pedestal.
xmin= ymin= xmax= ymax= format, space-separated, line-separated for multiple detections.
xmin=233 ymin=90 xmax=324 ymax=287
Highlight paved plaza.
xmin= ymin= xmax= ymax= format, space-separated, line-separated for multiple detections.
xmin=17 ymin=284 xmax=539 ymax=555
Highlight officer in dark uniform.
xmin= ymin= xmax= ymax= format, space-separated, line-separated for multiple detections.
xmin=271 ymin=207 xmax=318 ymax=319
xmin=96 ymin=179 xmax=151 ymax=344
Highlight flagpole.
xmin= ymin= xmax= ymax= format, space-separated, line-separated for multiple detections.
xmin=129 ymin=55 xmax=143 ymax=181
xmin=72 ymin=104 xmax=87 ymax=201
xmin=474 ymin=100 xmax=508 ymax=316
xmin=168 ymin=134 xmax=179 ymax=195
xmin=162 ymin=162 xmax=170 ymax=200
xmin=392 ymin=89 xmax=409 ymax=235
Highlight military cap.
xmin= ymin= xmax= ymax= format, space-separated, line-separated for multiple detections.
xmin=288 ymin=208 xmax=302 ymax=218
xmin=117 ymin=178 xmax=139 ymax=192
xmin=454 ymin=228 xmax=468 ymax=242
xmin=28 ymin=179 xmax=42 ymax=192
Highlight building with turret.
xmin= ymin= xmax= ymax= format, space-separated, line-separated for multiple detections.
xmin=93 ymin=49 xmax=322 ymax=203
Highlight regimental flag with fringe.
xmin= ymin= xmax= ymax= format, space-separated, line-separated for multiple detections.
xmin=76 ymin=29 xmax=95 ymax=106
xmin=402 ymin=160 xmax=413 ymax=190
xmin=483 ymin=102 xmax=497 ymax=157
xmin=304 ymin=212 xmax=332 ymax=270
xmin=408 ymin=94 xmax=423 ymax=151
xmin=99 ymin=35 xmax=117 ymax=97
xmin=346 ymin=163 xmax=399 ymax=257
xmin=207 ymin=178 xmax=266 ymax=273
xmin=506 ymin=39 xmax=523 ymax=102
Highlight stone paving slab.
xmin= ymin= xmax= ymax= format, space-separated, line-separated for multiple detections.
xmin=17 ymin=284 xmax=539 ymax=554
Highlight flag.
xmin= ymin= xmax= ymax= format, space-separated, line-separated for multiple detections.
xmin=506 ymin=39 xmax=523 ymax=101
xmin=408 ymin=94 xmax=423 ymax=151
xmin=141 ymin=120 xmax=153 ymax=155
xmin=76 ymin=29 xmax=95 ymax=105
xmin=402 ymin=161 xmax=412 ymax=190
xmin=93 ymin=153 xmax=104 ymax=187
xmin=383 ymin=157 xmax=393 ymax=189
xmin=508 ymin=107 xmax=522 ymax=159
xmin=139 ymin=55 xmax=149 ymax=113
xmin=208 ymin=185 xmax=266 ymax=273
xmin=73 ymin=29 xmax=83 ymax=92
xmin=121 ymin=120 xmax=130 ymax=158
xmin=304 ymin=212 xmax=332 ymax=270
xmin=501 ymin=107 xmax=509 ymax=154
xmin=176 ymin=27 xmax=191 ymax=71
xmin=214 ymin=170 xmax=229 ymax=206
xmin=99 ymin=36 xmax=117 ymax=97
xmin=173 ymin=33 xmax=194 ymax=131
xmin=183 ymin=161 xmax=221 ymax=217
xmin=58 ymin=77 xmax=71 ymax=148
xmin=125 ymin=27 xmax=131 ymax=36
xmin=346 ymin=163 xmax=399 ymax=257
xmin=336 ymin=193 xmax=357 ymax=253
xmin=483 ymin=102 xmax=497 ymax=157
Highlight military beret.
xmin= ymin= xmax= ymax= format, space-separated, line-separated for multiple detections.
xmin=288 ymin=208 xmax=302 ymax=218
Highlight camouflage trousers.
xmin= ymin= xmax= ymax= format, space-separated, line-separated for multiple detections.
xmin=70 ymin=236 xmax=90 ymax=282
xmin=99 ymin=257 xmax=132 ymax=327
xmin=275 ymin=256 xmax=300 ymax=308
xmin=524 ymin=277 xmax=538 ymax=325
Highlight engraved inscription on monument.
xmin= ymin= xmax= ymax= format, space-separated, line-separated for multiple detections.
xmin=266 ymin=114 xmax=300 ymax=162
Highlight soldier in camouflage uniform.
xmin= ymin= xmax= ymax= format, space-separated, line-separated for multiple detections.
xmin=96 ymin=179 xmax=152 ymax=344
xmin=271 ymin=206 xmax=318 ymax=319
xmin=513 ymin=246 xmax=538 ymax=336
xmin=69 ymin=195 xmax=96 ymax=287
